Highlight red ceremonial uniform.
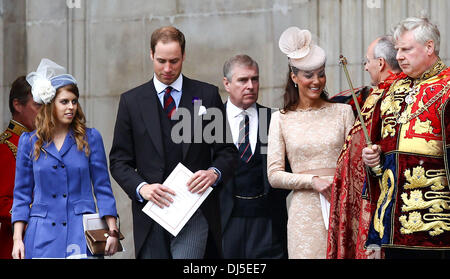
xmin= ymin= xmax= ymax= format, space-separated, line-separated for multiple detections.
xmin=327 ymin=72 xmax=405 ymax=258
xmin=0 ymin=120 xmax=28 ymax=259
xmin=364 ymin=60 xmax=450 ymax=249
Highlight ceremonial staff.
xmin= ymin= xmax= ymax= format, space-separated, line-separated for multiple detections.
xmin=339 ymin=55 xmax=382 ymax=176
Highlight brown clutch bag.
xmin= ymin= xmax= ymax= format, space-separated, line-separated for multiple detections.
xmin=85 ymin=229 xmax=125 ymax=255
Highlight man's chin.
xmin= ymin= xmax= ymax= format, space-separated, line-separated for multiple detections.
xmin=158 ymin=74 xmax=180 ymax=85
xmin=400 ymin=66 xmax=413 ymax=77
xmin=161 ymin=78 xmax=175 ymax=84
xmin=402 ymin=70 xmax=419 ymax=79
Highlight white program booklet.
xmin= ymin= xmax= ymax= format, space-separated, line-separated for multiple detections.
xmin=142 ymin=163 xmax=213 ymax=237
xmin=83 ymin=213 xmax=107 ymax=232
xmin=320 ymin=193 xmax=330 ymax=230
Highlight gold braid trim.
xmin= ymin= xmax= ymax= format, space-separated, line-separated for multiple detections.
xmin=0 ymin=131 xmax=12 ymax=143
xmin=2 ymin=120 xmax=28 ymax=158
xmin=7 ymin=120 xmax=28 ymax=136
xmin=374 ymin=169 xmax=396 ymax=239
xmin=5 ymin=140 xmax=18 ymax=158
xmin=1 ymin=131 xmax=18 ymax=158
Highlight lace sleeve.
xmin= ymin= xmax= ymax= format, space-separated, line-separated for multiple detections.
xmin=267 ymin=111 xmax=315 ymax=190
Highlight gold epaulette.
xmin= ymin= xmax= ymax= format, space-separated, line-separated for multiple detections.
xmin=3 ymin=120 xmax=28 ymax=159
xmin=6 ymin=140 xmax=18 ymax=158
xmin=0 ymin=130 xmax=12 ymax=144
xmin=1 ymin=130 xmax=18 ymax=158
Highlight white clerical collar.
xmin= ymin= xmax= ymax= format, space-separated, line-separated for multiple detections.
xmin=153 ymin=74 xmax=183 ymax=93
xmin=227 ymin=97 xmax=257 ymax=118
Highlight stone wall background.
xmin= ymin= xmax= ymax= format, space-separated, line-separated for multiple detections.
xmin=1 ymin=0 xmax=449 ymax=259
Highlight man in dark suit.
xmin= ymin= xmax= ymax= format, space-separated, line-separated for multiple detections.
xmin=220 ymin=54 xmax=289 ymax=258
xmin=109 ymin=26 xmax=238 ymax=259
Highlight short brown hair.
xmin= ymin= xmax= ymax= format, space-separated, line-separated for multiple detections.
xmin=151 ymin=26 xmax=186 ymax=55
xmin=9 ymin=76 xmax=32 ymax=115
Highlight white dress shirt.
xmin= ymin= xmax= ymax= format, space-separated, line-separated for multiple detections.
xmin=135 ymin=74 xmax=221 ymax=202
xmin=153 ymin=73 xmax=183 ymax=109
xmin=226 ymin=98 xmax=258 ymax=155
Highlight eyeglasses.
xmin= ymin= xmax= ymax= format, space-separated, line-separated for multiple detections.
xmin=362 ymin=58 xmax=369 ymax=66
xmin=362 ymin=56 xmax=381 ymax=66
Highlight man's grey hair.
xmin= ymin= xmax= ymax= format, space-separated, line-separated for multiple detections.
xmin=373 ymin=35 xmax=401 ymax=72
xmin=223 ymin=54 xmax=259 ymax=81
xmin=392 ymin=16 xmax=441 ymax=55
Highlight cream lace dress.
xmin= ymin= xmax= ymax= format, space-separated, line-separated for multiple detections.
xmin=267 ymin=103 xmax=354 ymax=259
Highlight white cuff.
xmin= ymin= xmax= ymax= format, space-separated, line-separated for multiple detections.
xmin=136 ymin=182 xmax=147 ymax=203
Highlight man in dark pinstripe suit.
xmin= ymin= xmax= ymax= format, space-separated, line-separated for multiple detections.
xmin=110 ymin=26 xmax=238 ymax=259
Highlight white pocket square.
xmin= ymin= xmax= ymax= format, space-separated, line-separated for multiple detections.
xmin=198 ymin=105 xmax=207 ymax=116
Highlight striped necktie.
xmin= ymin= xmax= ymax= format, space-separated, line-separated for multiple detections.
xmin=163 ymin=86 xmax=176 ymax=119
xmin=238 ymin=113 xmax=253 ymax=163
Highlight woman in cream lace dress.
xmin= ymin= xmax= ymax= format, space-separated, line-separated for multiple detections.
xmin=268 ymin=27 xmax=354 ymax=259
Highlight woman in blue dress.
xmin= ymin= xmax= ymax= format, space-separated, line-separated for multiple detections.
xmin=11 ymin=59 xmax=120 ymax=259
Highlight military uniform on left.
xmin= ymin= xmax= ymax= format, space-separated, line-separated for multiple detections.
xmin=0 ymin=120 xmax=28 ymax=259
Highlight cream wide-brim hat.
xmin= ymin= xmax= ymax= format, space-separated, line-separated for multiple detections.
xmin=278 ymin=26 xmax=326 ymax=71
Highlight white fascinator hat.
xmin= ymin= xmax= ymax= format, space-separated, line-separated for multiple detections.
xmin=26 ymin=58 xmax=77 ymax=104
xmin=278 ymin=27 xmax=326 ymax=71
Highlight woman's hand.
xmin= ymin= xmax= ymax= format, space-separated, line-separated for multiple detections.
xmin=12 ymin=221 xmax=26 ymax=259
xmin=104 ymin=216 xmax=120 ymax=256
xmin=104 ymin=233 xmax=119 ymax=256
xmin=311 ymin=176 xmax=332 ymax=201
xmin=12 ymin=239 xmax=25 ymax=259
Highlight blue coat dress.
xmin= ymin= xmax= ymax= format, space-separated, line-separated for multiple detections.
xmin=12 ymin=128 xmax=118 ymax=259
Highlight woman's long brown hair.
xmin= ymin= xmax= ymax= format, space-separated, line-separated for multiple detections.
xmin=33 ymin=84 xmax=90 ymax=160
